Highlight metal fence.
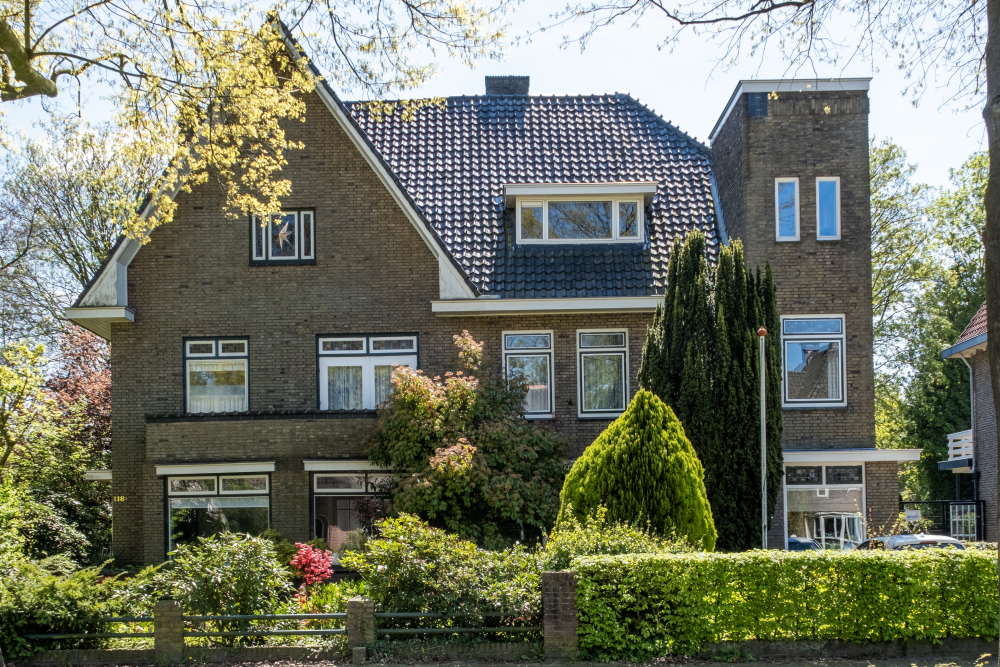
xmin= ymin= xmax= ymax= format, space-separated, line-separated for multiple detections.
xmin=899 ymin=500 xmax=986 ymax=540
xmin=374 ymin=611 xmax=541 ymax=636
xmin=20 ymin=617 xmax=153 ymax=641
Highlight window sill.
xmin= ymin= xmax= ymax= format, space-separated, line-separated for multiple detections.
xmin=525 ymin=414 xmax=554 ymax=420
xmin=577 ymin=413 xmax=622 ymax=420
xmin=250 ymin=259 xmax=317 ymax=267
xmin=781 ymin=404 xmax=848 ymax=410
xmin=775 ymin=238 xmax=800 ymax=243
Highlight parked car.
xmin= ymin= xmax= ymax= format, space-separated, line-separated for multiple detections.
xmin=787 ymin=536 xmax=822 ymax=551
xmin=853 ymin=534 xmax=965 ymax=551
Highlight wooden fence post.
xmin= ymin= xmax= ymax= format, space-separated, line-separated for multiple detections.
xmin=153 ymin=598 xmax=184 ymax=664
xmin=542 ymin=571 xmax=578 ymax=662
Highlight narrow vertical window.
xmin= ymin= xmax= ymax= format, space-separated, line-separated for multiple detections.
xmin=816 ymin=177 xmax=840 ymax=240
xmin=619 ymin=202 xmax=639 ymax=238
xmin=775 ymin=178 xmax=800 ymax=241
xmin=577 ymin=330 xmax=628 ymax=418
xmin=301 ymin=211 xmax=315 ymax=259
xmin=503 ymin=332 xmax=553 ymax=417
xmin=253 ymin=217 xmax=265 ymax=259
xmin=520 ymin=202 xmax=543 ymax=239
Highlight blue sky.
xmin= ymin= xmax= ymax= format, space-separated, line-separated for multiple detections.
xmin=2 ymin=3 xmax=983 ymax=191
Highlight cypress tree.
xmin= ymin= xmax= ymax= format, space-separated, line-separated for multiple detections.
xmin=638 ymin=233 xmax=784 ymax=551
xmin=558 ymin=390 xmax=717 ymax=551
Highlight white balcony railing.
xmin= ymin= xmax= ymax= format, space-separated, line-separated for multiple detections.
xmin=945 ymin=429 xmax=974 ymax=464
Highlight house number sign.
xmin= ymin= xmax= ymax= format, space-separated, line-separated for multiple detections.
xmin=113 ymin=496 xmax=127 ymax=502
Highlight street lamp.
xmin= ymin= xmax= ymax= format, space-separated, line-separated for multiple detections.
xmin=757 ymin=325 xmax=768 ymax=550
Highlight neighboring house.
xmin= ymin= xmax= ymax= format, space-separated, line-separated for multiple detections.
xmin=66 ymin=26 xmax=918 ymax=564
xmin=941 ymin=302 xmax=995 ymax=540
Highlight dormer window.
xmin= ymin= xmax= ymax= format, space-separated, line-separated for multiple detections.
xmin=251 ymin=210 xmax=315 ymax=264
xmin=504 ymin=182 xmax=656 ymax=244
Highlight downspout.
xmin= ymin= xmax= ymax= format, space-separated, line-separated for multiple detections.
xmin=961 ymin=354 xmax=978 ymax=501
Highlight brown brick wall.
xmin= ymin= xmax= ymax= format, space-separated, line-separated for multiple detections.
xmin=971 ymin=350 xmax=996 ymax=541
xmin=111 ymin=89 xmax=656 ymax=564
xmin=711 ymin=90 xmax=875 ymax=450
xmin=865 ymin=461 xmax=900 ymax=534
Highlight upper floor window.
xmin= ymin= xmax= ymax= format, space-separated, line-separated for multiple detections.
xmin=775 ymin=178 xmax=799 ymax=241
xmin=251 ymin=210 xmax=315 ymax=263
xmin=577 ymin=330 xmax=628 ymax=418
xmin=318 ymin=335 xmax=417 ymax=410
xmin=517 ymin=199 xmax=643 ymax=243
xmin=816 ymin=177 xmax=841 ymax=240
xmin=503 ymin=331 xmax=553 ymax=418
xmin=780 ymin=316 xmax=846 ymax=408
xmin=184 ymin=338 xmax=248 ymax=413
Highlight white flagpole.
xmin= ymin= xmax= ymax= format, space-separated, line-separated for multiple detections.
xmin=758 ymin=326 xmax=768 ymax=550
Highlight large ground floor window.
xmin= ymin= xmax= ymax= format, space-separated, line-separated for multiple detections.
xmin=311 ymin=469 xmax=391 ymax=556
xmin=167 ymin=473 xmax=270 ymax=551
xmin=785 ymin=464 xmax=865 ymax=550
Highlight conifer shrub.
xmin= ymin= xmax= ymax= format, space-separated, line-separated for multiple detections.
xmin=558 ymin=390 xmax=717 ymax=551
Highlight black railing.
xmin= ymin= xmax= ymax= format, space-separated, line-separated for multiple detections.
xmin=373 ymin=611 xmax=541 ymax=636
xmin=899 ymin=500 xmax=986 ymax=540
xmin=182 ymin=613 xmax=346 ymax=639
xmin=20 ymin=616 xmax=153 ymax=640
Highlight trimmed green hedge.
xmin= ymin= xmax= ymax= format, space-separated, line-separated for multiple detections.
xmin=574 ymin=550 xmax=999 ymax=659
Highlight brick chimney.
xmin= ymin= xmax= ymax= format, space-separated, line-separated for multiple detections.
xmin=485 ymin=76 xmax=529 ymax=95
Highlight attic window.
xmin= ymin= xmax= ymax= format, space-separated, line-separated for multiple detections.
xmin=251 ymin=211 xmax=315 ymax=264
xmin=517 ymin=198 xmax=643 ymax=243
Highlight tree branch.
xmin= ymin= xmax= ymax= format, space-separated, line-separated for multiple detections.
xmin=0 ymin=17 xmax=57 ymax=100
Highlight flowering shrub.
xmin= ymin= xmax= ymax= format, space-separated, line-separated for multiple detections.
xmin=368 ymin=333 xmax=567 ymax=548
xmin=290 ymin=542 xmax=333 ymax=585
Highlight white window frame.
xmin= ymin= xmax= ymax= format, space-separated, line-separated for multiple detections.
xmin=252 ymin=210 xmax=316 ymax=262
xmin=774 ymin=177 xmax=800 ymax=241
xmin=783 ymin=463 xmax=866 ymax=550
xmin=317 ymin=335 xmax=419 ymax=410
xmin=576 ymin=329 xmax=629 ymax=419
xmin=167 ymin=476 xmax=218 ymax=496
xmin=815 ymin=177 xmax=841 ymax=240
xmin=516 ymin=196 xmax=645 ymax=243
xmin=219 ymin=475 xmax=269 ymax=495
xmin=184 ymin=338 xmax=249 ymax=414
xmin=502 ymin=330 xmax=554 ymax=419
xmin=780 ymin=315 xmax=846 ymax=409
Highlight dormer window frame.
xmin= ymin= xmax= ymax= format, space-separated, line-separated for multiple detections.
xmin=514 ymin=195 xmax=646 ymax=244
xmin=250 ymin=209 xmax=316 ymax=266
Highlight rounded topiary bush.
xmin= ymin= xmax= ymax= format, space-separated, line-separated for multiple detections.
xmin=558 ymin=389 xmax=717 ymax=551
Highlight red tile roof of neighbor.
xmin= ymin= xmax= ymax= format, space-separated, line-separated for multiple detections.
xmin=957 ymin=301 xmax=988 ymax=344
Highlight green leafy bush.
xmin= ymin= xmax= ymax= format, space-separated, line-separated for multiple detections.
xmin=341 ymin=514 xmax=541 ymax=617
xmin=558 ymin=390 xmax=717 ymax=551
xmin=574 ymin=550 xmax=999 ymax=660
xmin=368 ymin=332 xmax=567 ymax=549
xmin=0 ymin=554 xmax=124 ymax=658
xmin=544 ymin=505 xmax=695 ymax=571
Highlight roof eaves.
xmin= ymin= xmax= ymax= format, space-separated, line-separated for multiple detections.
xmin=942 ymin=332 xmax=988 ymax=360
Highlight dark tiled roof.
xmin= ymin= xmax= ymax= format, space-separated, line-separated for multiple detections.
xmin=957 ymin=302 xmax=988 ymax=344
xmin=347 ymin=94 xmax=720 ymax=297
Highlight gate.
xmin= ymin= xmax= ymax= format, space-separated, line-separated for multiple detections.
xmin=898 ymin=500 xmax=985 ymax=540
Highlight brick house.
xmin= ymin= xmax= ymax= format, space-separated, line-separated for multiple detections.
xmin=66 ymin=29 xmax=918 ymax=563
xmin=941 ymin=302 xmax=995 ymax=540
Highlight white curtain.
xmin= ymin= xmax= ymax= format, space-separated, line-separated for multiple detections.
xmin=508 ymin=355 xmax=550 ymax=412
xmin=188 ymin=361 xmax=246 ymax=413
xmin=329 ymin=366 xmax=363 ymax=410
xmin=374 ymin=364 xmax=408 ymax=405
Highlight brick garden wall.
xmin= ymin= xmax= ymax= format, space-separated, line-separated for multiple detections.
xmin=111 ymin=89 xmax=657 ymax=564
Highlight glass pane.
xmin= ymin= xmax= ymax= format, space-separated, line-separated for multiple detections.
xmin=314 ymin=496 xmax=366 ymax=553
xmin=302 ymin=212 xmax=313 ymax=257
xmin=548 ymin=201 xmax=612 ymax=239
xmin=322 ymin=339 xmax=364 ymax=352
xmin=188 ymin=361 xmax=246 ymax=413
xmin=786 ymin=488 xmax=864 ymax=550
xmin=582 ymin=353 xmax=625 ymax=412
xmin=818 ymin=180 xmax=838 ymax=237
xmin=507 ymin=355 xmax=550 ymax=413
xmin=521 ymin=204 xmax=543 ymax=239
xmin=580 ymin=332 xmax=625 ymax=348
xmin=315 ymin=475 xmax=365 ymax=492
xmin=367 ymin=475 xmax=394 ymax=493
xmin=777 ymin=181 xmax=797 ymax=238
xmin=170 ymin=477 xmax=216 ymax=494
xmin=329 ymin=365 xmax=363 ymax=410
xmin=372 ymin=339 xmax=415 ymax=351
xmin=169 ymin=496 xmax=269 ymax=550
xmin=783 ymin=319 xmax=842 ymax=335
xmin=188 ymin=342 xmax=214 ymax=356
xmin=785 ymin=341 xmax=841 ymax=401
xmin=619 ymin=202 xmax=638 ymax=237
xmin=505 ymin=334 xmax=550 ymax=350
xmin=270 ymin=212 xmax=297 ymax=258
xmin=220 ymin=476 xmax=267 ymax=493
xmin=220 ymin=341 xmax=246 ymax=355
xmin=374 ymin=364 xmax=407 ymax=405
xmin=785 ymin=466 xmax=822 ymax=485
xmin=254 ymin=218 xmax=265 ymax=259
xmin=826 ymin=466 xmax=862 ymax=484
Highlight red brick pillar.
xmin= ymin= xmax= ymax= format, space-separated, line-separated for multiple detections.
xmin=542 ymin=571 xmax=578 ymax=662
